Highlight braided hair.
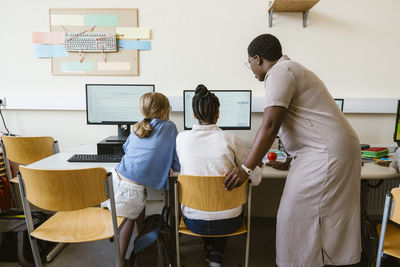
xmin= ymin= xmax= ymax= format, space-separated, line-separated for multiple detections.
xmin=192 ymin=84 xmax=220 ymax=124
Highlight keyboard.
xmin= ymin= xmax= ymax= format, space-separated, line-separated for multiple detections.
xmin=64 ymin=32 xmax=117 ymax=52
xmin=68 ymin=154 xmax=123 ymax=163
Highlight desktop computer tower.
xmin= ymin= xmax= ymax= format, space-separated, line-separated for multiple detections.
xmin=97 ymin=137 xmax=125 ymax=155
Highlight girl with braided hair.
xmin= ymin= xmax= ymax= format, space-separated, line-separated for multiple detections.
xmin=176 ymin=84 xmax=261 ymax=267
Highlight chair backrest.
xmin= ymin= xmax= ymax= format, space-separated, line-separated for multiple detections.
xmin=19 ymin=166 xmax=109 ymax=211
xmin=390 ymin=187 xmax=400 ymax=224
xmin=178 ymin=175 xmax=248 ymax=211
xmin=1 ymin=136 xmax=55 ymax=165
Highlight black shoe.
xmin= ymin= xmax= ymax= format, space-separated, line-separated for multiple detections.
xmin=205 ymin=251 xmax=223 ymax=267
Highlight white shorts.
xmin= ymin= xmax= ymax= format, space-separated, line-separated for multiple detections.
xmin=101 ymin=168 xmax=146 ymax=220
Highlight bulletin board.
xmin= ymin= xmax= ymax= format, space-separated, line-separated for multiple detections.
xmin=49 ymin=8 xmax=139 ymax=76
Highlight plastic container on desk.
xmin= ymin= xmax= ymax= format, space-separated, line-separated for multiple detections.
xmin=263 ymin=149 xmax=287 ymax=164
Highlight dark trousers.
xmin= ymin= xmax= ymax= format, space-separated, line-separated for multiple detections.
xmin=183 ymin=214 xmax=242 ymax=254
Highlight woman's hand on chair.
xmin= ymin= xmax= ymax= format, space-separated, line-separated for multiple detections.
xmin=224 ymin=166 xmax=249 ymax=191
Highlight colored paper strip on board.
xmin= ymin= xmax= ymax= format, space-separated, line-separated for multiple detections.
xmin=51 ymin=15 xmax=84 ymax=26
xmin=116 ymin=27 xmax=150 ymax=39
xmin=84 ymin=15 xmax=118 ymax=26
xmin=60 ymin=62 xmax=94 ymax=72
xmin=32 ymin=32 xmax=65 ymax=44
xmin=118 ymin=40 xmax=151 ymax=50
xmin=34 ymin=45 xmax=68 ymax=58
xmin=97 ymin=62 xmax=132 ymax=71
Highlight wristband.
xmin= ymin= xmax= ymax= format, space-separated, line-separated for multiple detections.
xmin=241 ymin=164 xmax=253 ymax=175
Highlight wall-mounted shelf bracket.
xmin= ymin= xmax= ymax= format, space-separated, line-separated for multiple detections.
xmin=268 ymin=6 xmax=274 ymax=27
xmin=267 ymin=0 xmax=319 ymax=28
xmin=302 ymin=10 xmax=309 ymax=28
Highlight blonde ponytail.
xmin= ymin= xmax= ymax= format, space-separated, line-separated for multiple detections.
xmin=133 ymin=119 xmax=153 ymax=138
xmin=133 ymin=92 xmax=170 ymax=138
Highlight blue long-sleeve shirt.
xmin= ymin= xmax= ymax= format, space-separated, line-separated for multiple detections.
xmin=116 ymin=119 xmax=180 ymax=190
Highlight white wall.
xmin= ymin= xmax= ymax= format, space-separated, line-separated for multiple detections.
xmin=1 ymin=0 xmax=400 ymax=98
xmin=1 ymin=0 xmax=399 ymax=148
xmin=1 ymin=0 xmax=399 ymax=216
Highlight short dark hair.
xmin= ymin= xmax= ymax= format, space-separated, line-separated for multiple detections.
xmin=192 ymin=84 xmax=220 ymax=123
xmin=247 ymin=34 xmax=282 ymax=61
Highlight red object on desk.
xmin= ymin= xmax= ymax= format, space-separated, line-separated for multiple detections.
xmin=267 ymin=152 xmax=277 ymax=162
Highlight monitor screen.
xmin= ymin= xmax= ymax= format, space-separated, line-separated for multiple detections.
xmin=394 ymin=99 xmax=400 ymax=142
xmin=86 ymin=84 xmax=155 ymax=125
xmin=334 ymin=98 xmax=344 ymax=111
xmin=184 ymin=90 xmax=252 ymax=130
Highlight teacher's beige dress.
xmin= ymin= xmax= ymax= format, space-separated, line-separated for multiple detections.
xmin=265 ymin=56 xmax=361 ymax=267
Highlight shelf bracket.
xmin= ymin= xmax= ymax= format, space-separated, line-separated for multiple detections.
xmin=302 ymin=9 xmax=310 ymax=28
xmin=268 ymin=8 xmax=274 ymax=27
xmin=267 ymin=0 xmax=313 ymax=28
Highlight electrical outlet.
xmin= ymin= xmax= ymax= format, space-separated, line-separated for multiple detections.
xmin=0 ymin=97 xmax=6 ymax=107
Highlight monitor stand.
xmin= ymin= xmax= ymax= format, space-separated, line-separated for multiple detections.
xmin=104 ymin=124 xmax=130 ymax=143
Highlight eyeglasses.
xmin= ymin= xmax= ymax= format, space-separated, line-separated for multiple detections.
xmin=244 ymin=55 xmax=257 ymax=70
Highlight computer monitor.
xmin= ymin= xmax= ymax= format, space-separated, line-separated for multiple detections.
xmin=184 ymin=90 xmax=252 ymax=130
xmin=394 ymin=99 xmax=400 ymax=144
xmin=334 ymin=98 xmax=344 ymax=111
xmin=86 ymin=84 xmax=155 ymax=141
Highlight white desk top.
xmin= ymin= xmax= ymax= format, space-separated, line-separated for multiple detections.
xmin=28 ymin=152 xmax=400 ymax=181
xmin=28 ymin=152 xmax=117 ymax=170
xmin=262 ymin=162 xmax=400 ymax=180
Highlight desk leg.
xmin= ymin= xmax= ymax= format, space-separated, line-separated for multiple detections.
xmin=360 ymin=180 xmax=379 ymax=266
xmin=361 ymin=180 xmax=368 ymax=214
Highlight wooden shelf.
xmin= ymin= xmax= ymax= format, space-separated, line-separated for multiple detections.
xmin=267 ymin=0 xmax=320 ymax=27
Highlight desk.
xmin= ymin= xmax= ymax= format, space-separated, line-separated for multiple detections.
xmin=29 ymin=152 xmax=400 ymax=214
xmin=28 ymin=152 xmax=117 ymax=170
xmin=261 ymin=163 xmax=400 ymax=180
xmin=28 ymin=152 xmax=400 ymax=183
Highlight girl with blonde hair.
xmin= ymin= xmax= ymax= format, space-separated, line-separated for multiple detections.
xmin=102 ymin=92 xmax=180 ymax=265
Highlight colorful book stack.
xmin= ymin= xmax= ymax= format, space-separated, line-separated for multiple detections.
xmin=361 ymin=147 xmax=389 ymax=158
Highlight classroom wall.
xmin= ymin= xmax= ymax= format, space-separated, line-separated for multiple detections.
xmin=1 ymin=0 xmax=399 ymax=217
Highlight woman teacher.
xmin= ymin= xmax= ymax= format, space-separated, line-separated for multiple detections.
xmin=224 ymin=34 xmax=361 ymax=266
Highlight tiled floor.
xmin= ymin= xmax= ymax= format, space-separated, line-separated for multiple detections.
xmin=1 ymin=217 xmax=276 ymax=267
xmin=2 ymin=217 xmax=400 ymax=267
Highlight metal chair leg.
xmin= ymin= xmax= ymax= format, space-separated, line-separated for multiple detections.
xmin=46 ymin=243 xmax=67 ymax=262
xmin=174 ymin=181 xmax=181 ymax=267
xmin=375 ymin=192 xmax=392 ymax=267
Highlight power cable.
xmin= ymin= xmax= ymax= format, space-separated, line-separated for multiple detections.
xmin=0 ymin=100 xmax=11 ymax=135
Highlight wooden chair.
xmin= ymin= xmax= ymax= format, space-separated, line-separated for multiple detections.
xmin=0 ymin=136 xmax=57 ymax=184
xmin=0 ymin=135 xmax=58 ymax=215
xmin=376 ymin=187 xmax=400 ymax=267
xmin=174 ymin=175 xmax=252 ymax=267
xmin=17 ymin=166 xmax=125 ymax=267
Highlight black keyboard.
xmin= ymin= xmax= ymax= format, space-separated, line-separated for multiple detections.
xmin=68 ymin=154 xmax=123 ymax=163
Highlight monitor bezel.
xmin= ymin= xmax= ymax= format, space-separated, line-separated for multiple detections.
xmin=183 ymin=89 xmax=252 ymax=130
xmin=85 ymin=84 xmax=155 ymax=125
xmin=394 ymin=99 xmax=400 ymax=142
xmin=334 ymin=98 xmax=344 ymax=112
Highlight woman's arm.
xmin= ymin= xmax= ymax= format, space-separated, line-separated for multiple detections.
xmin=224 ymin=106 xmax=287 ymax=190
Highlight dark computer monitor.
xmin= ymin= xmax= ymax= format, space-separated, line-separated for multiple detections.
xmin=86 ymin=84 xmax=155 ymax=141
xmin=394 ymin=99 xmax=400 ymax=144
xmin=184 ymin=90 xmax=252 ymax=130
xmin=334 ymin=98 xmax=344 ymax=111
